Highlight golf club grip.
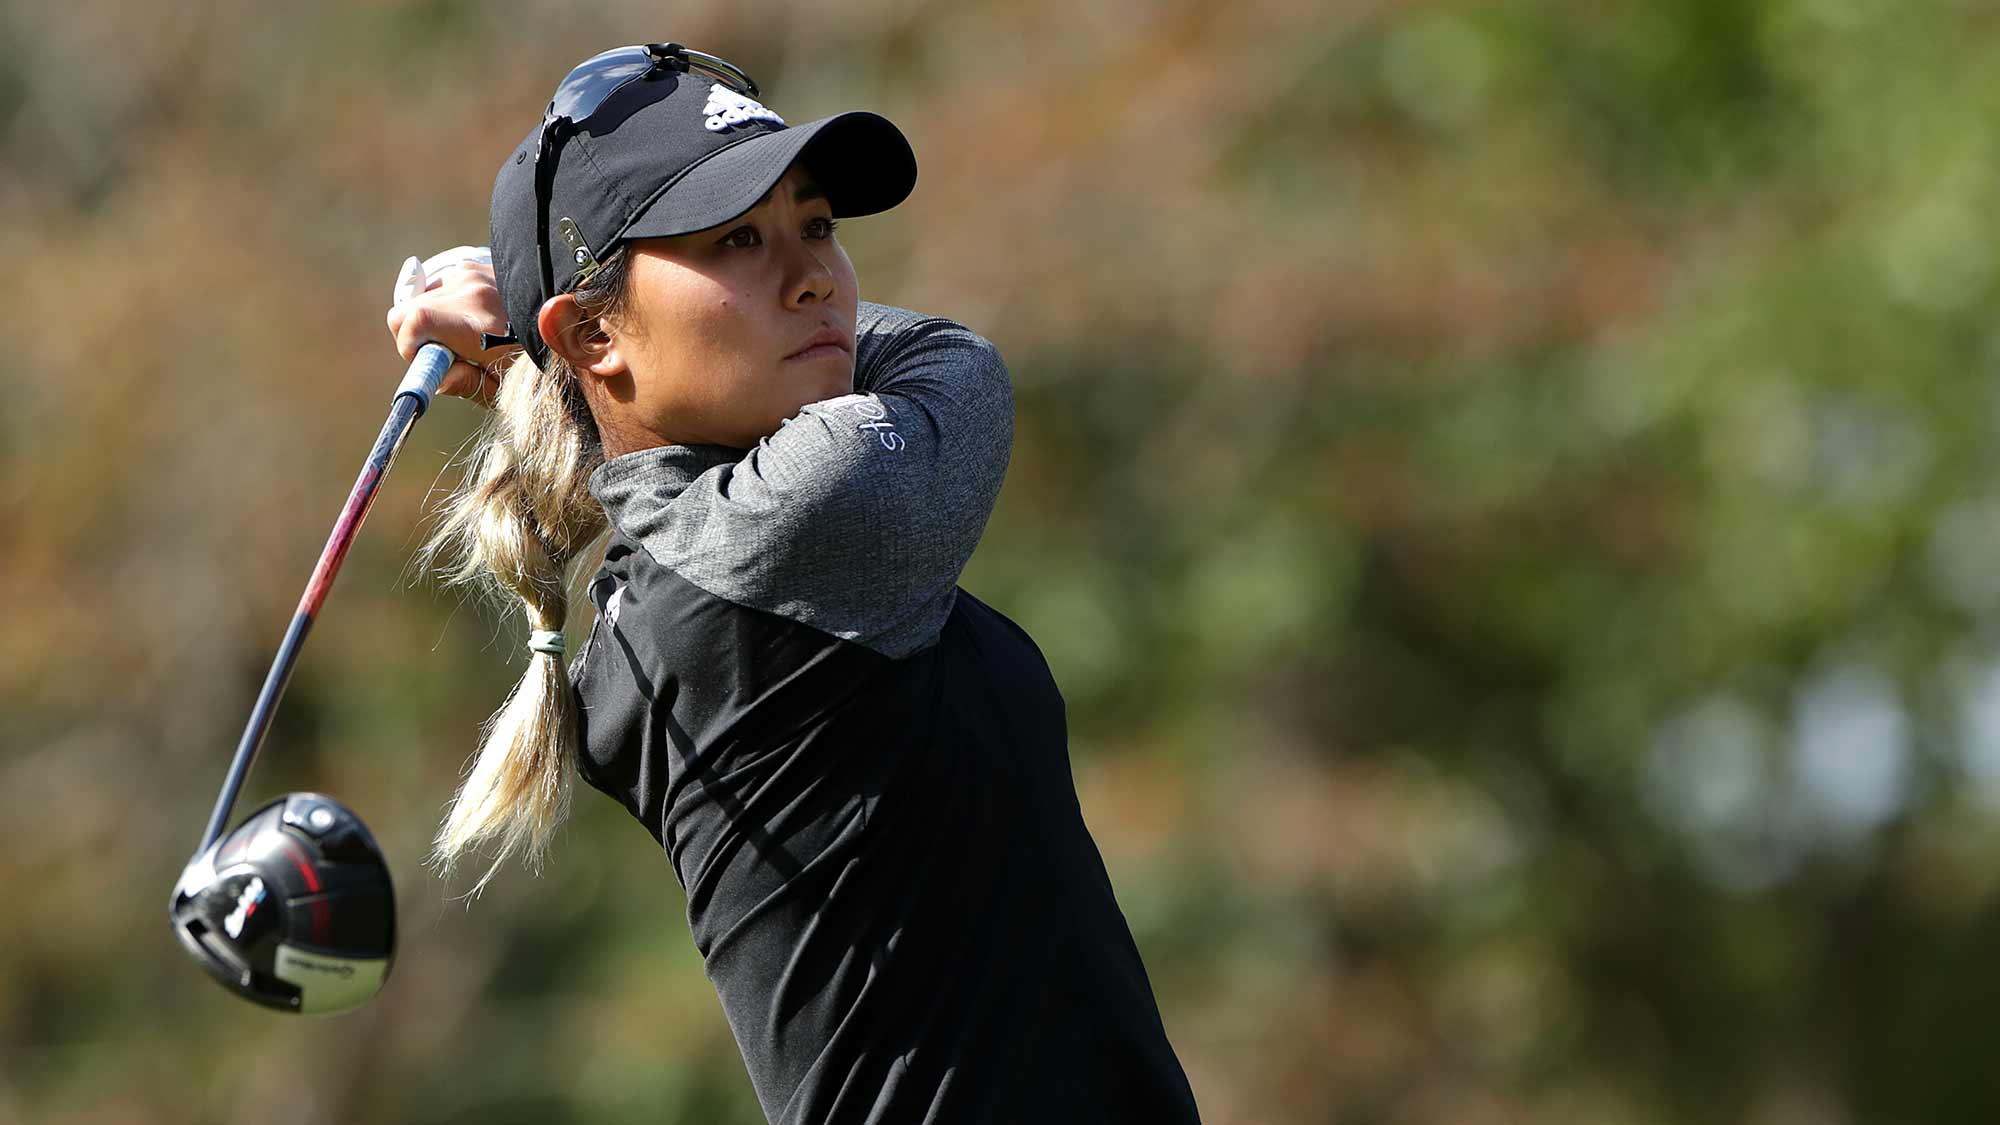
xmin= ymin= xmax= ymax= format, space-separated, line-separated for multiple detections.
xmin=195 ymin=345 xmax=460 ymax=853
xmin=394 ymin=342 xmax=455 ymax=413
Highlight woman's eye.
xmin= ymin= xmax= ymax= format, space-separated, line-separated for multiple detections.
xmin=720 ymin=226 xmax=762 ymax=248
xmin=806 ymin=217 xmax=840 ymax=240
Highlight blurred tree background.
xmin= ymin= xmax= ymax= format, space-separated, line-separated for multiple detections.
xmin=5 ymin=0 xmax=2000 ymax=1121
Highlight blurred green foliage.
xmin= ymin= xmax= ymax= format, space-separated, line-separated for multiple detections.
xmin=7 ymin=0 xmax=2000 ymax=1121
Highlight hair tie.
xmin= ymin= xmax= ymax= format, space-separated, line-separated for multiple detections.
xmin=528 ymin=630 xmax=566 ymax=656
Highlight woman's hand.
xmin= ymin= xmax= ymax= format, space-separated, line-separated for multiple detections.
xmin=384 ymin=246 xmax=518 ymax=407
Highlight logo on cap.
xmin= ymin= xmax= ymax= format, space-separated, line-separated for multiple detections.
xmin=703 ymin=85 xmax=784 ymax=133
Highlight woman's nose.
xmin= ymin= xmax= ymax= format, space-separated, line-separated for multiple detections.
xmin=786 ymin=243 xmax=836 ymax=307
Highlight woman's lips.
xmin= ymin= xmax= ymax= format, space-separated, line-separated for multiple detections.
xmin=785 ymin=326 xmax=850 ymax=361
xmin=786 ymin=342 xmax=848 ymax=363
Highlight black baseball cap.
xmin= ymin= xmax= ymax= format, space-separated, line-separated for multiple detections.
xmin=490 ymin=45 xmax=918 ymax=369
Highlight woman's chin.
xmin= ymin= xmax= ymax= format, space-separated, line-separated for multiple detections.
xmin=802 ymin=365 xmax=855 ymax=404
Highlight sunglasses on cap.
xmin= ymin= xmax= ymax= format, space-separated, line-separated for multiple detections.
xmin=485 ymin=43 xmax=762 ymax=350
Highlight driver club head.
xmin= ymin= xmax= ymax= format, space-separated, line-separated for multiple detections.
xmin=170 ymin=793 xmax=395 ymax=1015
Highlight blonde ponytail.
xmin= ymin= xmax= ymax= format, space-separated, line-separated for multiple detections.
xmin=419 ymin=254 xmax=629 ymax=897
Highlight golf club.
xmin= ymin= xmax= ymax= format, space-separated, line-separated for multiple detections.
xmin=169 ymin=342 xmax=455 ymax=1015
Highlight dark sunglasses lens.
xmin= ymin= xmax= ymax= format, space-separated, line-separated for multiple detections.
xmin=547 ymin=46 xmax=658 ymax=123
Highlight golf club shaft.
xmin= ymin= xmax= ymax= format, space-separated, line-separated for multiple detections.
xmin=195 ymin=344 xmax=456 ymax=854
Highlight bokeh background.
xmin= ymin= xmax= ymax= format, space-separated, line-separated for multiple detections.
xmin=7 ymin=0 xmax=2000 ymax=1121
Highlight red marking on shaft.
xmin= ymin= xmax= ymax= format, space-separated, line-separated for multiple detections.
xmin=296 ymin=462 xmax=386 ymax=619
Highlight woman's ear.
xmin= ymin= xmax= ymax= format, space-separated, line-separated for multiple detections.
xmin=537 ymin=294 xmax=626 ymax=379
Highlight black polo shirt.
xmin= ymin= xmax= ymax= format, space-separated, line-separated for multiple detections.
xmin=569 ymin=303 xmax=1200 ymax=1124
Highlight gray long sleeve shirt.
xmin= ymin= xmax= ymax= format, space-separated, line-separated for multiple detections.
xmin=570 ymin=302 xmax=1200 ymax=1124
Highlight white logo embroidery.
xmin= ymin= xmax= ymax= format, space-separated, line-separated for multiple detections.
xmin=573 ymin=578 xmax=624 ymax=681
xmin=702 ymin=86 xmax=785 ymax=133
xmin=851 ymin=399 xmax=905 ymax=452
xmin=604 ymin=583 xmax=624 ymax=629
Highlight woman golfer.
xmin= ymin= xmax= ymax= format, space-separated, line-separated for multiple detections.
xmin=386 ymin=43 xmax=1199 ymax=1124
